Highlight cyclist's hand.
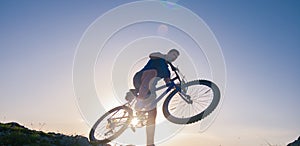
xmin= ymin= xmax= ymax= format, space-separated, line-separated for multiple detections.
xmin=164 ymin=78 xmax=171 ymax=84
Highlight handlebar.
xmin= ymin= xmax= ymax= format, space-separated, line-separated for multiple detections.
xmin=168 ymin=62 xmax=182 ymax=85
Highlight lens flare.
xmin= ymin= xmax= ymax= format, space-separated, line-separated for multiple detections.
xmin=130 ymin=117 xmax=139 ymax=127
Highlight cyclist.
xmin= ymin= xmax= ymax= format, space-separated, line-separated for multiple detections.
xmin=129 ymin=49 xmax=180 ymax=146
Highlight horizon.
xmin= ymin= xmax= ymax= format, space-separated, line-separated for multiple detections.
xmin=1 ymin=0 xmax=299 ymax=145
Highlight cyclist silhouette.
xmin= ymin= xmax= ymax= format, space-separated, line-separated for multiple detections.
xmin=130 ymin=49 xmax=180 ymax=146
xmin=89 ymin=48 xmax=220 ymax=145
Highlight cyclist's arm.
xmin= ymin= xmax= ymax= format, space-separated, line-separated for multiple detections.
xmin=149 ymin=52 xmax=165 ymax=59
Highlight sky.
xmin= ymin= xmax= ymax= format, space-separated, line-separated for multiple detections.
xmin=0 ymin=0 xmax=300 ymax=146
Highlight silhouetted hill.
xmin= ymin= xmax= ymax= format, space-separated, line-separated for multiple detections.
xmin=0 ymin=122 xmax=91 ymax=146
xmin=2 ymin=121 xmax=297 ymax=146
xmin=288 ymin=136 xmax=300 ymax=146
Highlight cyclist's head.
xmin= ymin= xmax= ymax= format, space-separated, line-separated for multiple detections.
xmin=166 ymin=49 xmax=180 ymax=62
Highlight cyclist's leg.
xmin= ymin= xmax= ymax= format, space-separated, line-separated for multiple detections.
xmin=138 ymin=69 xmax=157 ymax=99
xmin=133 ymin=71 xmax=143 ymax=92
xmin=146 ymin=108 xmax=157 ymax=146
xmin=134 ymin=69 xmax=158 ymax=145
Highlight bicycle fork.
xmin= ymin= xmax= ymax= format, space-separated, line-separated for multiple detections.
xmin=173 ymin=83 xmax=193 ymax=104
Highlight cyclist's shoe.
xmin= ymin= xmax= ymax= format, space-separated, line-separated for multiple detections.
xmin=129 ymin=89 xmax=138 ymax=96
xmin=125 ymin=90 xmax=136 ymax=102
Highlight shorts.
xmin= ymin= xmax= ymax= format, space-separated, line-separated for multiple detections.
xmin=133 ymin=71 xmax=143 ymax=91
xmin=133 ymin=70 xmax=160 ymax=97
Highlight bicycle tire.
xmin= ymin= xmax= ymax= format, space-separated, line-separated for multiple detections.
xmin=163 ymin=80 xmax=220 ymax=124
xmin=89 ymin=105 xmax=133 ymax=144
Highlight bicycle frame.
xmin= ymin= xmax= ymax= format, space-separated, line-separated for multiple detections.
xmin=90 ymin=61 xmax=221 ymax=143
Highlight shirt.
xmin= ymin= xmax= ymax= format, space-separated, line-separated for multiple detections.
xmin=141 ymin=58 xmax=170 ymax=78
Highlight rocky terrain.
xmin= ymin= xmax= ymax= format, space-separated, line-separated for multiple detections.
xmin=0 ymin=121 xmax=298 ymax=146
xmin=0 ymin=122 xmax=91 ymax=146
xmin=288 ymin=136 xmax=300 ymax=146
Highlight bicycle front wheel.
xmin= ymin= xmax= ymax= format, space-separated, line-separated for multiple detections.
xmin=89 ymin=105 xmax=133 ymax=144
xmin=163 ymin=80 xmax=220 ymax=124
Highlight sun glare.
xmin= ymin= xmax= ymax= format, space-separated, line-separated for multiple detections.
xmin=131 ymin=117 xmax=139 ymax=127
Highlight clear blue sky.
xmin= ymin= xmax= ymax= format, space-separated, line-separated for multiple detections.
xmin=0 ymin=0 xmax=299 ymax=145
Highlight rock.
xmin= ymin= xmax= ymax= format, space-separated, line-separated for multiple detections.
xmin=75 ymin=135 xmax=91 ymax=146
xmin=287 ymin=136 xmax=300 ymax=146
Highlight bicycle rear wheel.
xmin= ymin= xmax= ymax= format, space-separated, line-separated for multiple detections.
xmin=89 ymin=105 xmax=133 ymax=144
xmin=163 ymin=80 xmax=220 ymax=124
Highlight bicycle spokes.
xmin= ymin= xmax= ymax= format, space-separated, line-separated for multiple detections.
xmin=169 ymin=84 xmax=213 ymax=118
xmin=94 ymin=109 xmax=131 ymax=140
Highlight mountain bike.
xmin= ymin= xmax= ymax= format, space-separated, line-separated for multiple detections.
xmin=89 ymin=62 xmax=221 ymax=144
